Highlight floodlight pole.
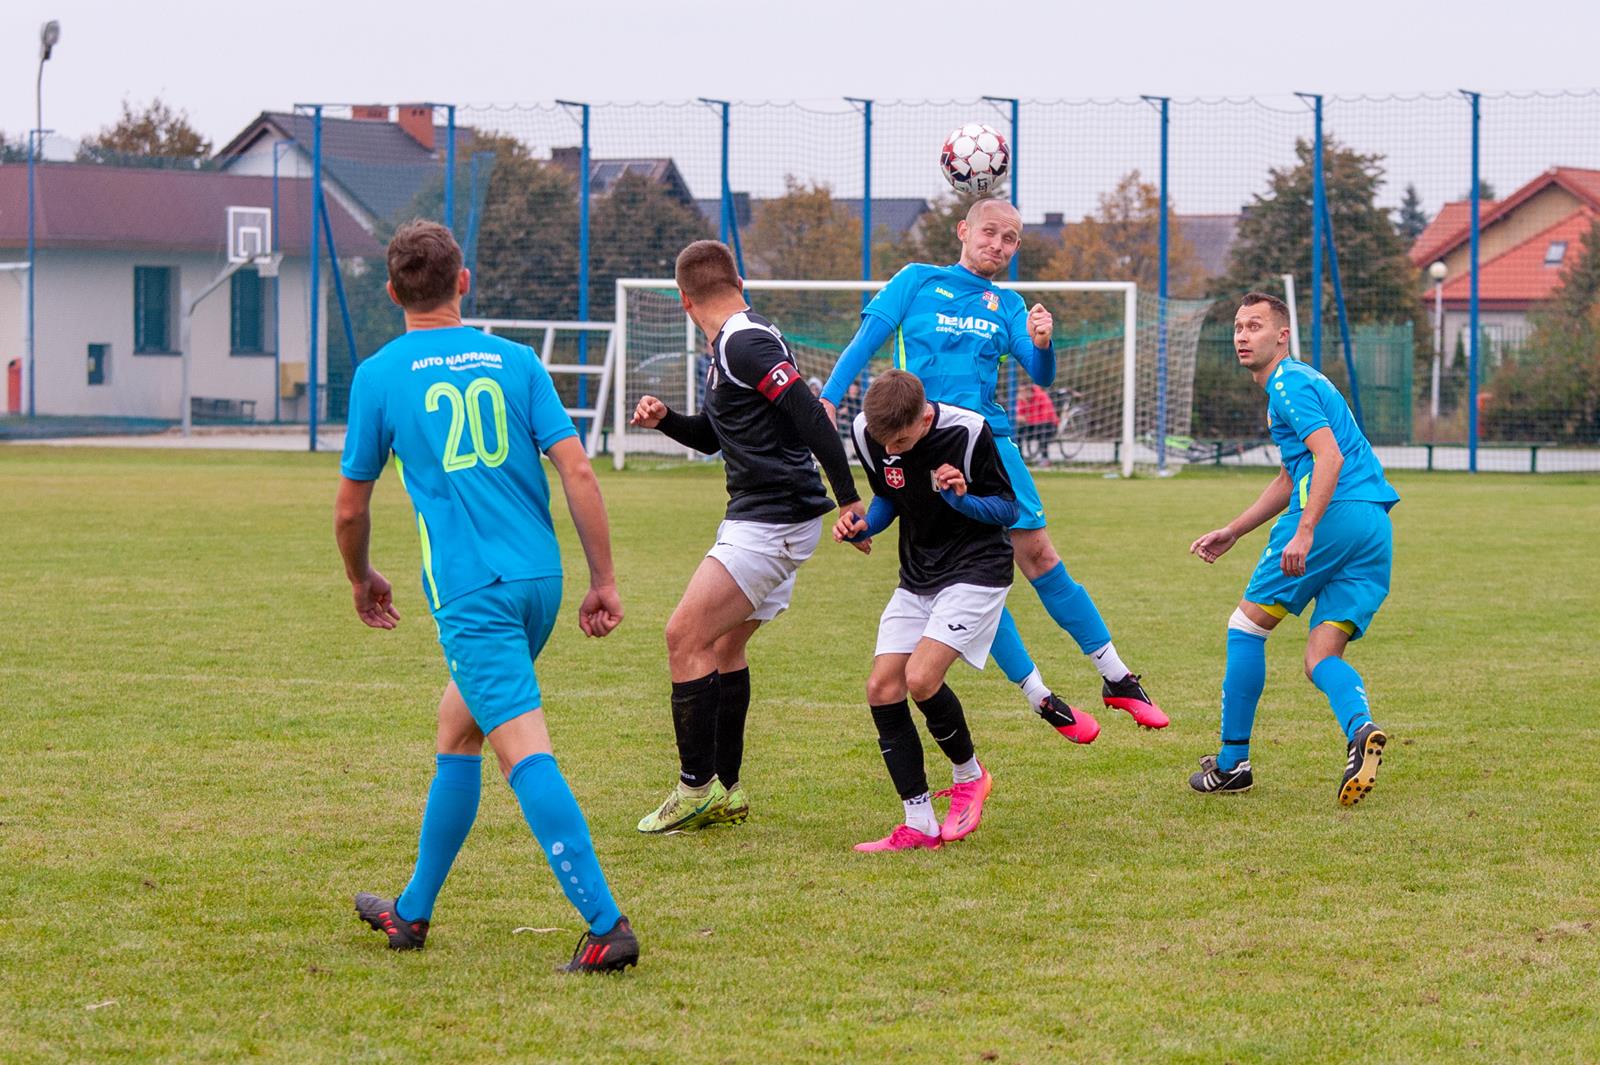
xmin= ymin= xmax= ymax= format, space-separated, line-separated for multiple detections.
xmin=27 ymin=20 xmax=59 ymax=418
xmin=180 ymin=262 xmax=249 ymax=436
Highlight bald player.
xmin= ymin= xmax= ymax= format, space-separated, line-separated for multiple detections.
xmin=820 ymin=198 xmax=1166 ymax=744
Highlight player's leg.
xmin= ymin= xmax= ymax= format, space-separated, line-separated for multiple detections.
xmin=997 ymin=435 xmax=1167 ymax=729
xmin=989 ymin=607 xmax=1099 ymax=743
xmin=856 ymin=592 xmax=941 ymax=852
xmin=355 ymin=682 xmax=484 ymax=950
xmin=701 ymin=619 xmax=762 ymax=826
xmin=1189 ymin=599 xmax=1279 ymax=795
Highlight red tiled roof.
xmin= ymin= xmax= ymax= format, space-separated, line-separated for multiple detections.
xmin=1438 ymin=208 xmax=1598 ymax=306
xmin=0 ymin=163 xmax=383 ymax=256
xmin=1409 ymin=201 xmax=1479 ymax=268
xmin=1409 ymin=166 xmax=1600 ymax=266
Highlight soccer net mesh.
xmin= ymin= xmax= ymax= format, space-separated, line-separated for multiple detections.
xmin=612 ymin=279 xmax=1209 ymax=475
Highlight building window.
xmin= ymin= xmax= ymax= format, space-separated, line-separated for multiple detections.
xmin=230 ymin=267 xmax=277 ymax=355
xmin=87 ymin=343 xmax=109 ymax=385
xmin=134 ymin=266 xmax=175 ymax=353
xmin=1544 ymin=241 xmax=1567 ymax=266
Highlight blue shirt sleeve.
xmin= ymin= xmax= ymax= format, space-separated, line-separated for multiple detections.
xmin=821 ymin=314 xmax=893 ymax=405
xmin=526 ymin=349 xmax=579 ymax=453
xmin=339 ymin=361 xmax=390 ymax=481
xmin=844 ymin=494 xmax=897 ymax=542
xmin=1274 ymin=371 xmax=1332 ymax=441
xmin=939 ymin=488 xmax=1020 ymax=527
xmin=1005 ymin=294 xmax=1055 ymax=387
xmin=861 ymin=264 xmax=921 ymax=329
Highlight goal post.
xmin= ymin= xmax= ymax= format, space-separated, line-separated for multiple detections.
xmin=614 ymin=278 xmax=1203 ymax=477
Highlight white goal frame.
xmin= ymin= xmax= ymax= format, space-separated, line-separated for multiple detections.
xmin=614 ymin=278 xmax=1139 ymax=475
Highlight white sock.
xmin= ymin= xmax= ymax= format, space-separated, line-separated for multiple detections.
xmin=951 ymin=756 xmax=983 ymax=784
xmin=1018 ymin=667 xmax=1051 ymax=708
xmin=1088 ymin=641 xmax=1130 ymax=682
xmin=903 ymin=793 xmax=939 ymax=836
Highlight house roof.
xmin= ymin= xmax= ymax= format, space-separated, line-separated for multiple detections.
xmin=1023 ymin=212 xmax=1240 ymax=278
xmin=215 ymin=111 xmax=475 ymax=223
xmin=1437 ymin=207 xmax=1598 ymax=307
xmin=1409 ymin=166 xmax=1600 ymax=267
xmin=0 ymin=163 xmax=382 ymax=256
xmin=548 ymin=149 xmax=695 ymax=206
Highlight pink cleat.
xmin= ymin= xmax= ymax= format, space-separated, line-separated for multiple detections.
xmin=1037 ymin=693 xmax=1100 ymax=744
xmin=854 ymin=824 xmax=943 ymax=853
xmin=1102 ymin=673 xmax=1170 ymax=729
xmin=934 ymin=768 xmax=993 ymax=842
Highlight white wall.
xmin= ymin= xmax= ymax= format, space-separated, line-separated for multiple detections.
xmin=0 ymin=258 xmax=24 ymax=411
xmin=32 ymin=248 xmax=327 ymax=421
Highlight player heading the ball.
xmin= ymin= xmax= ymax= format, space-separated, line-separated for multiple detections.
xmin=631 ymin=240 xmax=864 ymax=834
xmin=836 ymin=369 xmax=1018 ymax=851
xmin=1187 ymin=292 xmax=1399 ymax=805
xmin=335 ymin=220 xmax=637 ymax=973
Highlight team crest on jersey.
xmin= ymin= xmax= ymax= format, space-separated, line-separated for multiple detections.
xmin=884 ymin=467 xmax=906 ymax=489
xmin=982 ymin=291 xmax=1000 ymax=312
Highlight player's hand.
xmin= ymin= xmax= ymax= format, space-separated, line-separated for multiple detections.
xmin=630 ymin=395 xmax=668 ymax=429
xmin=1028 ymin=303 xmax=1054 ymax=348
xmin=933 ymin=463 xmax=967 ymax=496
xmin=1189 ymin=527 xmax=1237 ymax=564
xmin=578 ymin=581 xmax=623 ymax=637
xmin=833 ymin=508 xmax=871 ymax=554
xmin=821 ymin=398 xmax=838 ymax=426
xmin=1280 ymin=528 xmax=1313 ymax=577
xmin=351 ymin=568 xmax=401 ymax=629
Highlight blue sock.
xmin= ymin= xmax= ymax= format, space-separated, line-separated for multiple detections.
xmin=508 ymin=753 xmax=623 ymax=936
xmin=1029 ymin=563 xmax=1112 ymax=655
xmin=1311 ymin=657 xmax=1372 ymax=742
xmin=1219 ymin=630 xmax=1267 ymax=771
xmin=988 ymin=608 xmax=1036 ymax=684
xmin=396 ymin=753 xmax=482 ymax=923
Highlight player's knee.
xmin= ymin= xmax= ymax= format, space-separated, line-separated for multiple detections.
xmin=1228 ymin=606 xmax=1274 ymax=639
xmin=663 ymin=613 xmax=703 ymax=664
xmin=866 ymin=669 xmax=906 ymax=705
xmin=904 ymin=664 xmax=945 ymax=703
xmin=1014 ymin=534 xmax=1060 ymax=578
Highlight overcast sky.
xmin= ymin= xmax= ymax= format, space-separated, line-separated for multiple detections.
xmin=6 ymin=0 xmax=1600 ymax=148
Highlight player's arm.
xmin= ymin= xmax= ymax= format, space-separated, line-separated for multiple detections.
xmin=820 ymin=314 xmax=895 ymax=421
xmin=334 ymin=476 xmax=400 ymax=630
xmin=1189 ymin=469 xmax=1293 ymax=564
xmin=630 ymin=395 xmax=719 ymax=453
xmin=933 ymin=425 xmax=1019 ymax=526
xmin=1009 ymin=302 xmax=1057 ymax=387
xmin=834 ymin=494 xmax=896 ymax=554
xmin=545 ymin=437 xmax=623 ymax=638
xmin=1280 ymin=427 xmax=1344 ymax=577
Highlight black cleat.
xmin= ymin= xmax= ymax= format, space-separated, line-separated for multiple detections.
xmin=1338 ymin=723 xmax=1387 ymax=807
xmin=1036 ymin=693 xmax=1100 ymax=744
xmin=1189 ymin=754 xmax=1254 ymax=795
xmin=1102 ymin=673 xmax=1170 ymax=729
xmin=562 ymin=915 xmax=639 ymax=974
xmin=354 ymin=891 xmax=428 ymax=951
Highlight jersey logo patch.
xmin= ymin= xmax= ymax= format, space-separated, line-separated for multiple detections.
xmin=982 ymin=291 xmax=1000 ymax=311
xmin=884 ymin=467 xmax=906 ymax=489
xmin=756 ymin=362 xmax=800 ymax=402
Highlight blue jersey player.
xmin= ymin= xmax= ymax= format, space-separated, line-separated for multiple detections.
xmin=1187 ymin=292 xmax=1399 ymax=805
xmin=821 ymin=197 xmax=1166 ymax=745
xmin=334 ymin=220 xmax=637 ymax=972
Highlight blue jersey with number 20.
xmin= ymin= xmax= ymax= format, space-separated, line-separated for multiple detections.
xmin=340 ymin=326 xmax=578 ymax=611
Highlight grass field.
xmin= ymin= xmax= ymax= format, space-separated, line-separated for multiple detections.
xmin=2 ymin=447 xmax=1598 ymax=1064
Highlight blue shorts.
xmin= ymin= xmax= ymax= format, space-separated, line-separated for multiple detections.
xmin=994 ymin=435 xmax=1047 ymax=531
xmin=432 ymin=576 xmax=563 ymax=734
xmin=1243 ymin=501 xmax=1393 ymax=640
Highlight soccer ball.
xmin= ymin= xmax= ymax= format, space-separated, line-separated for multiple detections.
xmin=940 ymin=123 xmax=1010 ymax=195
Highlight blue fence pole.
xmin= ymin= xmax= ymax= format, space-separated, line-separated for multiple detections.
xmin=1464 ymin=89 xmax=1481 ymax=473
xmin=25 ymin=129 xmax=37 ymax=418
xmin=272 ymin=139 xmax=293 ymax=424
xmin=1144 ymin=95 xmax=1171 ymax=473
xmin=558 ymin=100 xmax=592 ymax=435
xmin=846 ymin=97 xmax=873 ymax=302
xmin=1296 ymin=93 xmax=1325 ymax=371
xmin=308 ymin=105 xmax=323 ymax=452
xmin=983 ymin=96 xmax=1021 ymax=282
xmin=1320 ymin=197 xmax=1363 ymax=431
xmin=444 ymin=104 xmax=456 ymax=231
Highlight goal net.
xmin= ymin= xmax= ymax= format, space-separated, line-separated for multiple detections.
xmin=611 ymin=279 xmax=1209 ymax=475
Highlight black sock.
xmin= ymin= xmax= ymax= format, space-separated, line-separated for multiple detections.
xmin=869 ymin=700 xmax=928 ymax=800
xmin=714 ymin=666 xmax=751 ymax=790
xmin=670 ymin=671 xmax=720 ymax=788
xmin=915 ymin=684 xmax=975 ymax=766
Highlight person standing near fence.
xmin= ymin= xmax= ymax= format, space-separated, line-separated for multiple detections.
xmin=334 ymin=220 xmax=638 ymax=973
xmin=820 ymin=197 xmax=1167 ymax=744
xmin=1187 ymin=292 xmax=1398 ymax=804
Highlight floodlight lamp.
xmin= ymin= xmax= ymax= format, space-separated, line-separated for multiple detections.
xmin=40 ymin=20 xmax=60 ymax=60
xmin=1428 ymin=261 xmax=1448 ymax=282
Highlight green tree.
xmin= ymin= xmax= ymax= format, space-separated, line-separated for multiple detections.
xmin=1482 ymin=220 xmax=1600 ymax=442
xmin=1396 ymin=183 xmax=1428 ymax=242
xmin=468 ymin=141 xmax=582 ymax=321
xmin=876 ymin=192 xmax=981 ymax=276
xmin=77 ymin=97 xmax=211 ymax=167
xmin=742 ymin=178 xmax=864 ymax=340
xmin=0 ymin=131 xmax=28 ymax=163
xmin=588 ymin=172 xmax=713 ymax=318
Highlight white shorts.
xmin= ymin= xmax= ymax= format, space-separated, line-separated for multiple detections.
xmin=706 ymin=517 xmax=823 ymax=622
xmin=874 ymin=583 xmax=1009 ymax=670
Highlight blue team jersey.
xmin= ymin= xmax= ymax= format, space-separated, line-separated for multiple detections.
xmin=1266 ymin=359 xmax=1399 ymax=514
xmin=340 ymin=326 xmax=578 ymax=611
xmin=861 ymin=263 xmax=1046 ymax=437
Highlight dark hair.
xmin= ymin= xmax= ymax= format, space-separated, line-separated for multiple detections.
xmin=1239 ymin=291 xmax=1290 ymax=327
xmin=675 ymin=240 xmax=741 ymax=300
xmin=864 ymin=369 xmax=927 ymax=439
xmin=387 ymin=220 xmax=463 ymax=310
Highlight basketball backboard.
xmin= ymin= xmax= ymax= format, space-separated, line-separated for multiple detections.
xmin=227 ymin=206 xmax=273 ymax=264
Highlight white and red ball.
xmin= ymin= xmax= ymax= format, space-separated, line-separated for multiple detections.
xmin=940 ymin=123 xmax=1010 ymax=195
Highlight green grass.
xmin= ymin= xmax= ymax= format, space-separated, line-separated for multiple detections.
xmin=2 ymin=448 xmax=1598 ymax=1064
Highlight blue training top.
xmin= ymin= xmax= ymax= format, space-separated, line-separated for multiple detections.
xmin=340 ymin=326 xmax=578 ymax=611
xmin=821 ymin=262 xmax=1054 ymax=437
xmin=1265 ymin=358 xmax=1399 ymax=514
